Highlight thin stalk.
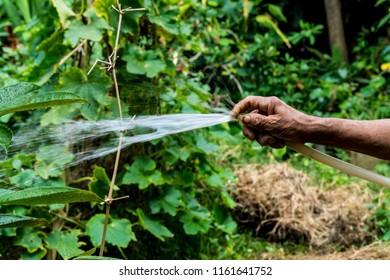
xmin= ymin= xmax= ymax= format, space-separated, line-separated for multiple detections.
xmin=98 ymin=12 xmax=123 ymax=259
xmin=94 ymin=1 xmax=145 ymax=257
xmin=59 ymin=39 xmax=87 ymax=66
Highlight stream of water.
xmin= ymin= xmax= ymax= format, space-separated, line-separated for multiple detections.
xmin=10 ymin=113 xmax=234 ymax=167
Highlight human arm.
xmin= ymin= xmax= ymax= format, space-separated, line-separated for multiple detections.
xmin=231 ymin=96 xmax=390 ymax=160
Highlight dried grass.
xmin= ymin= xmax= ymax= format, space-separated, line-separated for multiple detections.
xmin=233 ymin=162 xmax=374 ymax=247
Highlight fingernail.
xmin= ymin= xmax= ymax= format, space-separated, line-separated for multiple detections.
xmin=243 ymin=115 xmax=250 ymax=123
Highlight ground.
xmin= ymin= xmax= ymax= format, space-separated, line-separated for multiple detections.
xmin=232 ymin=162 xmax=390 ymax=260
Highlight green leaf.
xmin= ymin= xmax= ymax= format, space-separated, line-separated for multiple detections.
xmin=52 ymin=0 xmax=76 ymax=28
xmin=15 ymin=0 xmax=31 ymax=22
xmin=54 ymin=67 xmax=113 ymax=120
xmin=15 ymin=228 xmax=44 ymax=253
xmin=150 ymin=188 xmax=183 ymax=216
xmin=0 ymin=83 xmax=87 ymax=117
xmin=179 ymin=212 xmax=211 ymax=235
xmin=267 ymin=4 xmax=287 ymax=23
xmin=149 ymin=15 xmax=180 ymax=35
xmin=196 ymin=134 xmax=220 ymax=153
xmin=136 ymin=208 xmax=174 ymax=241
xmin=144 ymin=60 xmax=167 ymax=78
xmin=0 ymin=186 xmax=102 ymax=205
xmin=218 ymin=38 xmax=235 ymax=46
xmin=124 ymin=49 xmax=166 ymax=78
xmin=56 ymin=243 xmax=85 ymax=260
xmin=179 ymin=198 xmax=211 ymax=235
xmin=0 ymin=214 xmax=47 ymax=228
xmin=2 ymin=0 xmax=22 ymax=26
xmin=255 ymin=15 xmax=291 ymax=48
xmin=64 ymin=8 xmax=111 ymax=46
xmin=213 ymin=205 xmax=237 ymax=234
xmin=205 ymin=173 xmax=224 ymax=187
xmin=10 ymin=169 xmax=39 ymax=188
xmin=88 ymin=166 xmax=110 ymax=199
xmin=0 ymin=123 xmax=13 ymax=154
xmin=132 ymin=156 xmax=156 ymax=171
xmin=122 ymin=156 xmax=164 ymax=189
xmin=85 ymin=214 xmax=136 ymax=247
xmin=46 ymin=230 xmax=85 ymax=260
xmin=0 ymin=82 xmax=39 ymax=104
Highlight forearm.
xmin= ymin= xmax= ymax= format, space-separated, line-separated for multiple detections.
xmin=303 ymin=116 xmax=390 ymax=160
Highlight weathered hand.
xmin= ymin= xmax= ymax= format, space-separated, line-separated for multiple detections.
xmin=232 ymin=96 xmax=310 ymax=148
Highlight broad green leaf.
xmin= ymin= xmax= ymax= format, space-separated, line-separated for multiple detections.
xmin=149 ymin=15 xmax=179 ymax=35
xmin=0 ymin=186 xmax=102 ymax=205
xmin=64 ymin=8 xmax=111 ymax=46
xmin=213 ymin=205 xmax=237 ymax=234
xmin=15 ymin=228 xmax=44 ymax=253
xmin=10 ymin=170 xmax=38 ymax=188
xmin=0 ymin=123 xmax=12 ymax=154
xmin=54 ymin=67 xmax=113 ymax=120
xmin=150 ymin=188 xmax=183 ymax=216
xmin=0 ymin=214 xmax=47 ymax=228
xmin=179 ymin=212 xmax=211 ymax=235
xmin=179 ymin=198 xmax=211 ymax=235
xmin=136 ymin=209 xmax=174 ymax=241
xmin=0 ymin=83 xmax=86 ymax=117
xmin=122 ymin=156 xmax=164 ymax=189
xmin=46 ymin=230 xmax=85 ymax=260
xmin=0 ymin=82 xmax=39 ymax=104
xmin=0 ymin=188 xmax=12 ymax=196
xmin=132 ymin=156 xmax=156 ymax=171
xmin=85 ymin=214 xmax=136 ymax=247
xmin=205 ymin=173 xmax=224 ymax=188
xmin=144 ymin=60 xmax=166 ymax=78
xmin=196 ymin=134 xmax=220 ymax=153
xmin=51 ymin=0 xmax=76 ymax=28
xmin=88 ymin=166 xmax=110 ymax=199
xmin=55 ymin=243 xmax=85 ymax=260
xmin=124 ymin=49 xmax=166 ymax=78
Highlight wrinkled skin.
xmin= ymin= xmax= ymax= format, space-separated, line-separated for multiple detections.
xmin=231 ymin=96 xmax=310 ymax=149
xmin=232 ymin=96 xmax=390 ymax=160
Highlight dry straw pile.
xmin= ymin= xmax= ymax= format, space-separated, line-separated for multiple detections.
xmin=233 ymin=163 xmax=374 ymax=247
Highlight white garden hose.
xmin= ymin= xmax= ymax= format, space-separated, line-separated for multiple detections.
xmin=285 ymin=141 xmax=390 ymax=189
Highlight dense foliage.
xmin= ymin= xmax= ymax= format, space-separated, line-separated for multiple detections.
xmin=0 ymin=0 xmax=389 ymax=259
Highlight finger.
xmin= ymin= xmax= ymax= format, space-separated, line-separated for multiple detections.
xmin=231 ymin=96 xmax=260 ymax=117
xmin=231 ymin=96 xmax=278 ymax=117
xmin=269 ymin=140 xmax=285 ymax=149
xmin=256 ymin=134 xmax=276 ymax=147
xmin=242 ymin=125 xmax=257 ymax=141
xmin=242 ymin=113 xmax=273 ymax=132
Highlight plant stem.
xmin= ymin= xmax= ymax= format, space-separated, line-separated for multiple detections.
xmin=96 ymin=1 xmax=145 ymax=257
xmin=98 ymin=9 xmax=123 ymax=258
